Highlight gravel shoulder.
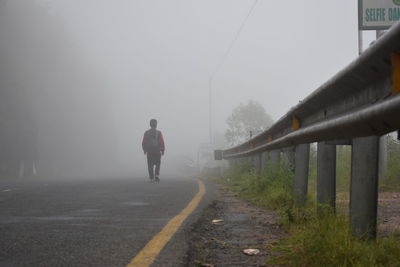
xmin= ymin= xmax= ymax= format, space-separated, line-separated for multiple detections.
xmin=185 ymin=183 xmax=285 ymax=267
xmin=182 ymin=182 xmax=400 ymax=267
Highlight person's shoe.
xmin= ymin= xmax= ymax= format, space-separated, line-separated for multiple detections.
xmin=155 ymin=176 xmax=160 ymax=183
xmin=149 ymin=177 xmax=154 ymax=183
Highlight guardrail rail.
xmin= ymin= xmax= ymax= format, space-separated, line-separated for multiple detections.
xmin=220 ymin=22 xmax=400 ymax=239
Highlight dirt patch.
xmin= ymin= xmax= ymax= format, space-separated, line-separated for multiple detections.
xmin=378 ymin=192 xmax=400 ymax=236
xmin=185 ymin=185 xmax=285 ymax=267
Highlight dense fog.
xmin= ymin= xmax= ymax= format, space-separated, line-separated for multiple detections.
xmin=0 ymin=0 xmax=377 ymax=179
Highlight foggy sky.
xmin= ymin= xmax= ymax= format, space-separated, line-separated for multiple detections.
xmin=1 ymin=0 xmax=378 ymax=177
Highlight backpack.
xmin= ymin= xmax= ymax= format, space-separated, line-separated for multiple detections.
xmin=147 ymin=130 xmax=160 ymax=153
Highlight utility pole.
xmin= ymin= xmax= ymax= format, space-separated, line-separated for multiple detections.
xmin=209 ymin=77 xmax=212 ymax=144
xmin=358 ymin=0 xmax=363 ymax=55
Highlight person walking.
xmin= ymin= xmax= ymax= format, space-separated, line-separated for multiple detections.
xmin=142 ymin=119 xmax=165 ymax=182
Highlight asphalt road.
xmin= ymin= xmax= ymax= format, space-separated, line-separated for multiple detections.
xmin=0 ymin=176 xmax=210 ymax=267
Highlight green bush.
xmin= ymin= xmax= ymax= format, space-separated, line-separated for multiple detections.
xmin=223 ymin=162 xmax=295 ymax=212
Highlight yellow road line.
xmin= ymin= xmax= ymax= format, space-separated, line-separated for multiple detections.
xmin=127 ymin=179 xmax=206 ymax=267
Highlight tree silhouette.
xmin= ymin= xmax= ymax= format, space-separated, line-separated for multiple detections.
xmin=225 ymin=100 xmax=273 ymax=146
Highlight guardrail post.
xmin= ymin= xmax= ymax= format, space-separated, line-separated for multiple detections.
xmin=233 ymin=158 xmax=239 ymax=166
xmin=261 ymin=152 xmax=268 ymax=174
xmin=253 ymin=153 xmax=262 ymax=175
xmin=237 ymin=157 xmax=246 ymax=166
xmin=268 ymin=150 xmax=281 ymax=167
xmin=293 ymin=144 xmax=310 ymax=204
xmin=230 ymin=159 xmax=239 ymax=167
xmin=246 ymin=157 xmax=252 ymax=166
xmin=283 ymin=147 xmax=295 ymax=171
xmin=350 ymin=136 xmax=379 ymax=239
xmin=249 ymin=155 xmax=258 ymax=172
xmin=317 ymin=142 xmax=336 ymax=213
xmin=379 ymin=135 xmax=388 ymax=179
xmin=227 ymin=159 xmax=233 ymax=167
xmin=235 ymin=158 xmax=241 ymax=166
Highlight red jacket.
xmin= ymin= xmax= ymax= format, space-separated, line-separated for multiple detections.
xmin=142 ymin=128 xmax=165 ymax=153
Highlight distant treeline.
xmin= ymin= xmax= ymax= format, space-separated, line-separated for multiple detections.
xmin=0 ymin=1 xmax=116 ymax=178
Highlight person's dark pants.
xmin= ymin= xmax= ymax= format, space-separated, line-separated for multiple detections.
xmin=147 ymin=153 xmax=161 ymax=179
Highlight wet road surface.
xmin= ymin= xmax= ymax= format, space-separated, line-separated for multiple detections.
xmin=0 ymin=176 xmax=206 ymax=266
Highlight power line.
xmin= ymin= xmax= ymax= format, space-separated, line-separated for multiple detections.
xmin=208 ymin=0 xmax=259 ymax=144
xmin=210 ymin=0 xmax=259 ymax=80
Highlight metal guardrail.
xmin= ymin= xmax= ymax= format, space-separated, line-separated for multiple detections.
xmin=223 ymin=22 xmax=400 ymax=159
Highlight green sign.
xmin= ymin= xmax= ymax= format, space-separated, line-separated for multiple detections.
xmin=359 ymin=0 xmax=400 ymax=30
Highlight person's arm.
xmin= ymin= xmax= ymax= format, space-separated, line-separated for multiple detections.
xmin=159 ymin=131 xmax=165 ymax=155
xmin=142 ymin=132 xmax=147 ymax=154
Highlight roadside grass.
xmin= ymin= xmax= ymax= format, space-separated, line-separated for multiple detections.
xmin=223 ymin=163 xmax=300 ymax=225
xmin=271 ymin=210 xmax=400 ymax=267
xmin=221 ymin=161 xmax=400 ymax=267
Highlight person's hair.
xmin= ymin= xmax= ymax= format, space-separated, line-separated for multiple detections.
xmin=150 ymin=119 xmax=157 ymax=128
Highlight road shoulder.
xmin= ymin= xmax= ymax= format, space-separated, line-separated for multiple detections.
xmin=185 ymin=182 xmax=285 ymax=267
